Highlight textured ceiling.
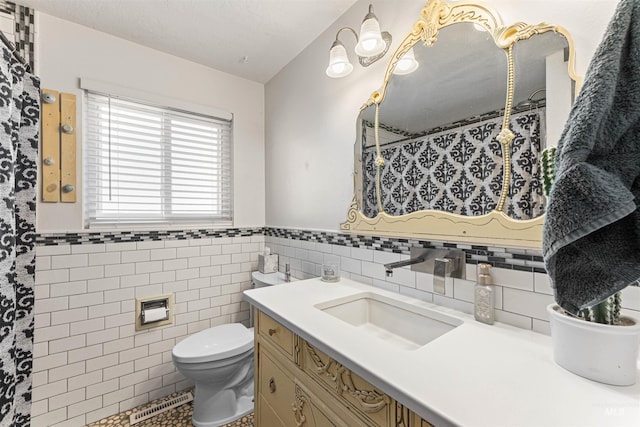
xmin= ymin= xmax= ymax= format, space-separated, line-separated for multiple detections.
xmin=18 ymin=0 xmax=358 ymax=83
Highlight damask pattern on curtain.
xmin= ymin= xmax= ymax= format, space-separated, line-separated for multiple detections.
xmin=362 ymin=109 xmax=545 ymax=220
xmin=0 ymin=44 xmax=40 ymax=427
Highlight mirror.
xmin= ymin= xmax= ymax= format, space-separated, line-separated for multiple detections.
xmin=358 ymin=23 xmax=509 ymax=218
xmin=506 ymin=31 xmax=575 ymax=220
xmin=343 ymin=0 xmax=580 ymax=248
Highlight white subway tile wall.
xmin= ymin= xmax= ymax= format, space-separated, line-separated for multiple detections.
xmin=31 ymin=230 xmax=640 ymax=426
xmin=265 ymin=235 xmax=640 ymax=333
xmin=0 ymin=12 xmax=15 ymax=36
xmin=32 ymin=235 xmax=263 ymax=427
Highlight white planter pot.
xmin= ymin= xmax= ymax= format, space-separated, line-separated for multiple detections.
xmin=547 ymin=304 xmax=640 ymax=386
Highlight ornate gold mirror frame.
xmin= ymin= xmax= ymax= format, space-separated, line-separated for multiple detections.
xmin=341 ymin=0 xmax=581 ymax=248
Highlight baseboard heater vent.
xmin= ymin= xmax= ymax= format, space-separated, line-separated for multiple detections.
xmin=129 ymin=391 xmax=194 ymax=425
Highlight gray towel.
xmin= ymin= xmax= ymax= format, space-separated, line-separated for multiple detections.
xmin=542 ymin=0 xmax=640 ymax=315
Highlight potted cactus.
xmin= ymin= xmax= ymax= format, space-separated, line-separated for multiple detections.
xmin=541 ymin=147 xmax=640 ymax=386
xmin=546 ymin=301 xmax=640 ymax=386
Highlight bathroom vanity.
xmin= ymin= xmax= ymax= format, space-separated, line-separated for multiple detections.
xmin=244 ymin=278 xmax=640 ymax=427
xmin=253 ymin=309 xmax=426 ymax=426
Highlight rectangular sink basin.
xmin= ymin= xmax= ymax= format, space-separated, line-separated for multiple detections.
xmin=315 ymin=292 xmax=462 ymax=350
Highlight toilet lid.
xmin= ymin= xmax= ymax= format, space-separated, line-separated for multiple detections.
xmin=172 ymin=323 xmax=254 ymax=363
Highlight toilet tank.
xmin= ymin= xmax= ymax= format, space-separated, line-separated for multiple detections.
xmin=251 ymin=270 xmax=291 ymax=288
xmin=249 ymin=271 xmax=292 ymax=327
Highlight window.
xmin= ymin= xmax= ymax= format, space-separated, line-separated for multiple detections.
xmin=84 ymin=92 xmax=233 ymax=228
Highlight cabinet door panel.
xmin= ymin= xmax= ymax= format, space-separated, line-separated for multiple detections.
xmin=258 ymin=394 xmax=287 ymax=427
xmin=301 ymin=340 xmax=391 ymax=426
xmin=412 ymin=411 xmax=436 ymax=427
xmin=293 ymin=382 xmax=371 ymax=427
xmin=259 ymin=350 xmax=296 ymax=426
xmin=302 ymin=403 xmax=335 ymax=427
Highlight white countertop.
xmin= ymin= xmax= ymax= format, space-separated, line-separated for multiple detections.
xmin=244 ymin=277 xmax=640 ymax=427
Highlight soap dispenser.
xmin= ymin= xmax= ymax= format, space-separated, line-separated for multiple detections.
xmin=474 ymin=263 xmax=494 ymax=325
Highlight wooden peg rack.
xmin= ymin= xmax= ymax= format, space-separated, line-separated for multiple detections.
xmin=41 ymin=89 xmax=76 ymax=202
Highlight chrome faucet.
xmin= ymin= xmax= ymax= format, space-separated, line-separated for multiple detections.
xmin=383 ymin=248 xmax=466 ymax=295
xmin=384 ymin=253 xmax=427 ymax=277
xmin=433 ymin=258 xmax=453 ymax=295
xmin=284 ymin=263 xmax=291 ymax=282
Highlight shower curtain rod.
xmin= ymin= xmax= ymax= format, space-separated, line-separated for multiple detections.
xmin=0 ymin=29 xmax=30 ymax=72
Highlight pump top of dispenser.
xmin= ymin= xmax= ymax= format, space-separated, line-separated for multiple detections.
xmin=477 ymin=263 xmax=492 ymax=286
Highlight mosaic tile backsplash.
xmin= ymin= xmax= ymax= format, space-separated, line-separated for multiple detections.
xmin=37 ymin=227 xmax=545 ymax=272
xmin=32 ymin=226 xmax=640 ymax=427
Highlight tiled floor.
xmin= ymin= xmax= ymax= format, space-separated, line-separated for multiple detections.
xmin=86 ymin=392 xmax=254 ymax=427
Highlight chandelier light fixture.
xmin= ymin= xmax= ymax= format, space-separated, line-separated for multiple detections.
xmin=326 ymin=4 xmax=392 ymax=78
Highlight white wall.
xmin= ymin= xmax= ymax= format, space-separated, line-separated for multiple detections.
xmin=36 ymin=14 xmax=265 ymax=232
xmin=265 ymin=0 xmax=619 ymax=231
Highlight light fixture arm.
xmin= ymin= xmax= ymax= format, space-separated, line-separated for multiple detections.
xmin=363 ymin=4 xmax=377 ymax=22
xmin=528 ymin=88 xmax=546 ymax=101
xmin=335 ymin=27 xmax=359 ymax=44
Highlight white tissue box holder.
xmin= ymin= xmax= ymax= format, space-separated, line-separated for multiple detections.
xmin=258 ymin=254 xmax=279 ymax=273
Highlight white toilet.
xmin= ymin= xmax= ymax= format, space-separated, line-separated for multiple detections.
xmin=172 ymin=270 xmax=289 ymax=427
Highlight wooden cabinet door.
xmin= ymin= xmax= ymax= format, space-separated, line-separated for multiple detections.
xmin=257 ymin=394 xmax=286 ymax=427
xmin=258 ymin=349 xmax=296 ymax=426
xmin=300 ymin=340 xmax=391 ymax=426
xmin=292 ymin=384 xmax=338 ymax=427
xmin=412 ymin=412 xmax=435 ymax=427
xmin=292 ymin=381 xmax=371 ymax=427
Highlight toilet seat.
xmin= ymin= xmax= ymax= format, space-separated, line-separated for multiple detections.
xmin=172 ymin=323 xmax=254 ymax=364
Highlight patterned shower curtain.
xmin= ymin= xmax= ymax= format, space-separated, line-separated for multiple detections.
xmin=362 ymin=109 xmax=545 ymax=220
xmin=0 ymin=44 xmax=40 ymax=426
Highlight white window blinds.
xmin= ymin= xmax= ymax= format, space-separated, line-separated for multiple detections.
xmin=84 ymin=92 xmax=233 ymax=228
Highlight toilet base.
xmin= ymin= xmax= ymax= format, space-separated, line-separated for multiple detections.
xmin=192 ymin=395 xmax=253 ymax=427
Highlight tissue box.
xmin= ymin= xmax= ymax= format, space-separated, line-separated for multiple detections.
xmin=258 ymin=254 xmax=279 ymax=273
